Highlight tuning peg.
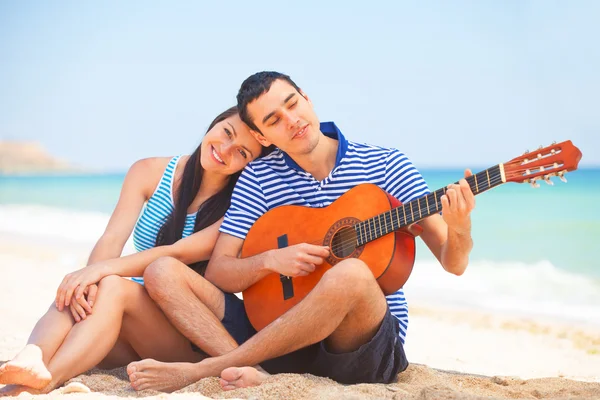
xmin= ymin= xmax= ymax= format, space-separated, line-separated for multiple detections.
xmin=539 ymin=145 xmax=544 ymax=150
xmin=552 ymin=141 xmax=556 ymax=145
xmin=544 ymin=175 xmax=554 ymax=185
xmin=530 ymin=178 xmax=540 ymax=188
xmin=524 ymin=149 xmax=529 ymax=155
xmin=558 ymin=171 xmax=568 ymax=183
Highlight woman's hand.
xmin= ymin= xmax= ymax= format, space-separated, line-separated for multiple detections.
xmin=68 ymin=284 xmax=98 ymax=322
xmin=55 ymin=263 xmax=111 ymax=311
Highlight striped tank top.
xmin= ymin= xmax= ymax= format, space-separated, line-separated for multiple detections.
xmin=131 ymin=156 xmax=197 ymax=282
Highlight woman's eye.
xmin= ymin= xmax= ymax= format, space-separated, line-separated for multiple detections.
xmin=225 ymin=128 xmax=232 ymax=138
xmin=239 ymin=149 xmax=247 ymax=159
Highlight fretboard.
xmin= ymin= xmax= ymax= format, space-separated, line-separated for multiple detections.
xmin=354 ymin=164 xmax=505 ymax=246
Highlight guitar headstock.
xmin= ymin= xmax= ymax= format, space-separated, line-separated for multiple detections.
xmin=503 ymin=141 xmax=582 ymax=187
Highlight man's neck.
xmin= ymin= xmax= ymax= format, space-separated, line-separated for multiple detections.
xmin=293 ymin=135 xmax=338 ymax=181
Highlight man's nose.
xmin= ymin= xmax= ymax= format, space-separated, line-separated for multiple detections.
xmin=282 ymin=110 xmax=299 ymax=128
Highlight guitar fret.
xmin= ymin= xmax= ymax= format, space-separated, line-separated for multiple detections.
xmin=486 ymin=169 xmax=490 ymax=188
xmin=409 ymin=202 xmax=414 ymax=224
xmin=425 ymin=194 xmax=429 ymax=214
xmin=395 ymin=207 xmax=400 ymax=230
xmin=474 ymin=173 xmax=479 ymax=193
xmin=418 ymin=198 xmax=422 ymax=219
xmin=385 ymin=213 xmax=389 ymax=234
xmin=378 ymin=214 xmax=383 ymax=237
xmin=434 ymin=191 xmax=438 ymax=212
xmin=402 ymin=204 xmax=407 ymax=226
xmin=357 ymin=223 xmax=364 ymax=246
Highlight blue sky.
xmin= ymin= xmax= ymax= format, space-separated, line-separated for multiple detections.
xmin=1 ymin=0 xmax=598 ymax=171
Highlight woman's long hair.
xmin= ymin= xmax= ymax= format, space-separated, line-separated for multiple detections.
xmin=155 ymin=106 xmax=272 ymax=275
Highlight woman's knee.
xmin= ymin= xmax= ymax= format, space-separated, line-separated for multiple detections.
xmin=97 ymin=275 xmax=131 ymax=299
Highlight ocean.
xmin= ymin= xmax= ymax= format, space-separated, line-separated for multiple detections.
xmin=1 ymin=168 xmax=599 ymax=325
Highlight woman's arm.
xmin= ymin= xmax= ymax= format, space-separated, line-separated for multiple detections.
xmin=56 ymin=157 xmax=166 ymax=310
xmin=86 ymin=158 xmax=163 ymax=264
xmin=83 ymin=216 xmax=224 ymax=280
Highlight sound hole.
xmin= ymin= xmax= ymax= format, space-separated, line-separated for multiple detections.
xmin=331 ymin=227 xmax=358 ymax=258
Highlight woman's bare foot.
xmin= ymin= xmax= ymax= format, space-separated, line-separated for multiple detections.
xmin=0 ymin=382 xmax=90 ymax=397
xmin=126 ymin=359 xmax=201 ymax=392
xmin=219 ymin=366 xmax=269 ymax=391
xmin=0 ymin=345 xmax=51 ymax=389
xmin=0 ymin=384 xmax=44 ymax=397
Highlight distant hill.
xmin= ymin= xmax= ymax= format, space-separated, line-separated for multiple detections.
xmin=0 ymin=141 xmax=77 ymax=174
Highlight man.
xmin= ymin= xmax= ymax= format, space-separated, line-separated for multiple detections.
xmin=127 ymin=71 xmax=475 ymax=392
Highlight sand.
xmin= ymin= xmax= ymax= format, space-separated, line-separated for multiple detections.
xmin=1 ymin=233 xmax=599 ymax=399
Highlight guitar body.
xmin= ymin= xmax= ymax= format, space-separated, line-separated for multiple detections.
xmin=241 ymin=183 xmax=417 ymax=331
xmin=240 ymin=140 xmax=584 ymax=331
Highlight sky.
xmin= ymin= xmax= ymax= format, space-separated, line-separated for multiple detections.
xmin=1 ymin=0 xmax=598 ymax=171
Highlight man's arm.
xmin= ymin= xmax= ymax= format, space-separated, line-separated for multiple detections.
xmin=205 ymin=234 xmax=270 ymax=293
xmin=205 ymin=233 xmax=330 ymax=293
xmin=418 ymin=169 xmax=475 ymax=275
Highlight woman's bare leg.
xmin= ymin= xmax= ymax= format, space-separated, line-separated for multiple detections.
xmin=42 ymin=275 xmax=203 ymax=391
xmin=1 ymin=275 xmax=202 ymax=393
xmin=0 ymin=301 xmax=76 ymax=388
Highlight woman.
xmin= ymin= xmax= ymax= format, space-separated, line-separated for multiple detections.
xmin=0 ymin=107 xmax=268 ymax=395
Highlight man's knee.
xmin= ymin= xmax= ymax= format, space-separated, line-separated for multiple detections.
xmin=143 ymin=256 xmax=185 ymax=299
xmin=320 ymin=259 xmax=376 ymax=294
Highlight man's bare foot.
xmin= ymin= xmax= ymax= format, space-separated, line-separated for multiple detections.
xmin=126 ymin=358 xmax=201 ymax=392
xmin=0 ymin=345 xmax=51 ymax=389
xmin=219 ymin=366 xmax=269 ymax=391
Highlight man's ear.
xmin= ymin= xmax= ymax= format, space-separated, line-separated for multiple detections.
xmin=251 ymin=129 xmax=273 ymax=147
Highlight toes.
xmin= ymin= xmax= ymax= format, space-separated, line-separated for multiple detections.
xmin=221 ymin=367 xmax=243 ymax=382
xmin=131 ymin=378 xmax=150 ymax=391
xmin=126 ymin=363 xmax=138 ymax=376
xmin=129 ymin=372 xmax=146 ymax=383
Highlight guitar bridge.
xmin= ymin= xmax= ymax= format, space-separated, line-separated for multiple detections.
xmin=277 ymin=234 xmax=295 ymax=300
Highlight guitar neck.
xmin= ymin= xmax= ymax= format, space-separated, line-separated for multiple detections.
xmin=355 ymin=164 xmax=506 ymax=246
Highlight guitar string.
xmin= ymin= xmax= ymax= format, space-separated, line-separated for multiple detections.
xmin=311 ymin=174 xmax=505 ymax=255
xmin=328 ymin=174 xmax=505 ymax=253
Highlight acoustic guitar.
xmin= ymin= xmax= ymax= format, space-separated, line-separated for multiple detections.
xmin=241 ymin=141 xmax=582 ymax=331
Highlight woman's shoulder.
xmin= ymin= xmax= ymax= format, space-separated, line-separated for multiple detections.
xmin=126 ymin=156 xmax=179 ymax=198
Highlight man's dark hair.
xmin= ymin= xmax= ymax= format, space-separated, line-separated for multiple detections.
xmin=236 ymin=71 xmax=302 ymax=133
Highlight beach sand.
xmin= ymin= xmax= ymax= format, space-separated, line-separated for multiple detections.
xmin=1 ymin=233 xmax=599 ymax=399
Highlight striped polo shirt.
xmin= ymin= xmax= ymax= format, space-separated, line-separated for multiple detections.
xmin=220 ymin=122 xmax=430 ymax=344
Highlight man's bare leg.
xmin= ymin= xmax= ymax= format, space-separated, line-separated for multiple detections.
xmin=127 ymin=257 xmax=262 ymax=392
xmin=129 ymin=259 xmax=388 ymax=391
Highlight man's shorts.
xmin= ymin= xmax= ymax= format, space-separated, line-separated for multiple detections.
xmin=218 ymin=292 xmax=409 ymax=384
